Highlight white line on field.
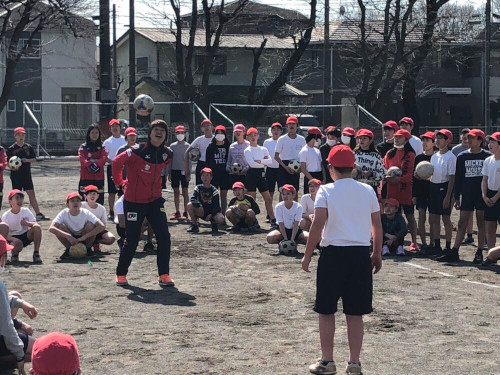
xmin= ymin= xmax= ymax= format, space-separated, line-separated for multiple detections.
xmin=404 ymin=262 xmax=500 ymax=289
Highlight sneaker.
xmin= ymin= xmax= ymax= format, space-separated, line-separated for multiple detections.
xmin=181 ymin=212 xmax=188 ymax=220
xmin=428 ymin=246 xmax=443 ymax=258
xmin=32 ymin=252 xmax=42 ymax=264
xmin=473 ymin=250 xmax=484 ymax=264
xmin=35 ymin=212 xmax=49 ymax=221
xmin=187 ymin=223 xmax=199 ymax=233
xmin=108 ymin=211 xmax=115 ymax=221
xmin=228 ymin=224 xmax=241 ymax=232
xmin=481 ymin=258 xmax=497 ymax=267
xmin=60 ymin=249 xmax=70 ymax=259
xmin=270 ymin=218 xmax=278 ymax=229
xmin=409 ymin=242 xmax=419 ymax=252
xmin=170 ymin=212 xmax=181 ymax=220
xmin=396 ymin=246 xmax=405 ymax=256
xmin=86 ymin=249 xmax=97 ymax=258
xmin=265 ymin=214 xmax=270 ymax=223
xmin=462 ymin=236 xmax=474 ymax=245
xmin=144 ymin=242 xmax=155 ymax=252
xmin=115 ymin=275 xmax=128 ymax=286
xmin=435 ymin=248 xmax=460 ymax=262
xmin=158 ymin=274 xmax=175 ymax=286
xmin=345 ymin=362 xmax=362 ymax=375
xmin=93 ymin=244 xmax=102 ymax=253
xmin=382 ymin=245 xmax=390 ymax=256
xmin=309 ymin=359 xmax=336 ymax=374
xmin=11 ymin=253 xmax=19 ymax=263
xmin=211 ymin=221 xmax=218 ymax=234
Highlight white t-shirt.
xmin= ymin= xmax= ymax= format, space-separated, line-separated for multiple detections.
xmin=409 ymin=136 xmax=423 ymax=156
xmin=2 ymin=207 xmax=36 ymax=236
xmin=114 ymin=195 xmax=124 ymax=224
xmin=81 ymin=202 xmax=107 ymax=229
xmin=430 ymin=151 xmax=456 ymax=184
xmin=274 ymin=134 xmax=306 ymax=161
xmin=299 ymin=145 xmax=322 ymax=172
xmin=482 ymin=155 xmax=500 ymax=191
xmin=263 ymin=138 xmax=279 ymax=168
xmin=53 ymin=208 xmax=99 ymax=236
xmin=191 ymin=135 xmax=214 ymax=162
xmin=275 ymin=201 xmax=303 ymax=229
xmin=300 ymin=194 xmax=315 ymax=216
xmin=103 ymin=135 xmax=127 ymax=161
xmin=315 ymin=179 xmax=380 ymax=247
xmin=244 ymin=145 xmax=272 ymax=169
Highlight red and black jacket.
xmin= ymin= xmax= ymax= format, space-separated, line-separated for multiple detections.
xmin=113 ymin=142 xmax=173 ymax=203
xmin=78 ymin=142 xmax=108 ymax=180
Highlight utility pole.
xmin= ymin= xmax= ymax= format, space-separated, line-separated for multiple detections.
xmin=113 ymin=4 xmax=117 ymax=89
xmin=323 ymin=0 xmax=330 ymax=128
xmin=99 ymin=0 xmax=111 ymax=121
xmin=129 ymin=0 xmax=136 ymax=126
xmin=485 ymin=0 xmax=491 ymax=133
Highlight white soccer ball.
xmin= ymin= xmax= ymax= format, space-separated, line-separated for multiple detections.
xmin=231 ymin=163 xmax=243 ymax=175
xmin=133 ymin=94 xmax=154 ymax=117
xmin=8 ymin=156 xmax=22 ymax=171
xmin=288 ymin=160 xmax=301 ymax=174
xmin=189 ymin=148 xmax=201 ymax=161
xmin=279 ymin=240 xmax=297 ymax=255
xmin=415 ymin=161 xmax=434 ymax=180
xmin=387 ymin=166 xmax=402 ymax=177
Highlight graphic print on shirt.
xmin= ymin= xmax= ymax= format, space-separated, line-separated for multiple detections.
xmin=464 ymin=159 xmax=486 ymax=178
xmin=213 ymin=148 xmax=227 ymax=165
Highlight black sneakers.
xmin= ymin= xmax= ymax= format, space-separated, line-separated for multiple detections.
xmin=472 ymin=250 xmax=484 ymax=264
xmin=481 ymin=258 xmax=497 ymax=267
xmin=211 ymin=221 xmax=218 ymax=234
xmin=60 ymin=249 xmax=70 ymax=259
xmin=435 ymin=248 xmax=460 ymax=262
xmin=187 ymin=223 xmax=199 ymax=233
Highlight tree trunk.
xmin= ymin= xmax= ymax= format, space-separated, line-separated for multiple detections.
xmin=247 ymin=38 xmax=267 ymax=105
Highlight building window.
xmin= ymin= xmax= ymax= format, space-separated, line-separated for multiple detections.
xmin=33 ymin=100 xmax=41 ymax=112
xmin=19 ymin=39 xmax=40 ymax=58
xmin=195 ymin=55 xmax=227 ymax=75
xmin=136 ymin=57 xmax=149 ymax=74
xmin=7 ymin=100 xmax=16 ymax=112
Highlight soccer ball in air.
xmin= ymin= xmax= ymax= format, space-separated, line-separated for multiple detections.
xmin=231 ymin=163 xmax=243 ymax=175
xmin=387 ymin=166 xmax=403 ymax=177
xmin=415 ymin=161 xmax=434 ymax=180
xmin=189 ymin=148 xmax=201 ymax=161
xmin=69 ymin=243 xmax=87 ymax=259
xmin=288 ymin=160 xmax=301 ymax=174
xmin=133 ymin=94 xmax=154 ymax=117
xmin=351 ymin=165 xmax=364 ymax=180
xmin=279 ymin=240 xmax=297 ymax=255
xmin=8 ymin=156 xmax=22 ymax=171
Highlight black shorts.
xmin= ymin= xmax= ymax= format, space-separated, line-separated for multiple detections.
xmin=201 ymin=204 xmax=219 ymax=220
xmin=460 ymin=187 xmax=486 ymax=211
xmin=304 ymin=171 xmax=323 ymax=194
xmin=381 ymin=182 xmax=387 ymax=200
xmin=284 ymin=227 xmax=303 ymax=242
xmin=230 ymin=174 xmax=246 ymax=187
xmin=0 ymin=332 xmax=29 ymax=357
xmin=278 ymin=161 xmax=300 ymax=191
xmin=398 ymin=204 xmax=414 ymax=215
xmin=428 ymin=182 xmax=452 ymax=215
xmin=107 ymin=165 xmax=118 ymax=194
xmin=415 ymin=196 xmax=429 ymax=211
xmin=10 ymin=171 xmax=34 ymax=191
xmin=12 ymin=232 xmax=32 ymax=247
xmin=170 ymin=170 xmax=189 ymax=189
xmin=245 ymin=168 xmax=268 ymax=193
xmin=94 ymin=230 xmax=109 ymax=243
xmin=265 ymin=167 xmax=279 ymax=193
xmin=314 ymin=246 xmax=373 ymax=316
xmin=78 ymin=179 xmax=105 ymax=205
xmin=484 ymin=189 xmax=500 ymax=223
xmin=212 ymin=169 xmax=231 ymax=191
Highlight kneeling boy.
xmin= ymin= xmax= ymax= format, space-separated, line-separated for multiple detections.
xmin=226 ymin=182 xmax=260 ymax=232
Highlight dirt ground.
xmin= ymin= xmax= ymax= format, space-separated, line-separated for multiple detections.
xmin=1 ymin=158 xmax=500 ymax=375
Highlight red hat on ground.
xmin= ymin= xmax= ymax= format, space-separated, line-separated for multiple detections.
xmin=0 ymin=235 xmax=14 ymax=257
xmin=468 ymin=129 xmax=485 ymax=140
xmin=232 ymin=181 xmax=245 ymax=190
xmin=109 ymin=119 xmax=120 ymax=127
xmin=14 ymin=127 xmax=26 ymax=135
xmin=66 ymin=192 xmax=81 ymax=201
xmin=399 ymin=117 xmax=414 ymax=127
xmin=124 ymin=127 xmax=137 ymax=137
xmin=421 ymin=131 xmax=436 ymax=141
xmin=8 ymin=189 xmax=24 ymax=200
xmin=356 ymin=129 xmax=374 ymax=139
xmin=383 ymin=121 xmax=399 ymax=131
xmin=490 ymin=132 xmax=500 ymax=142
xmin=200 ymin=167 xmax=212 ymax=175
xmin=84 ymin=185 xmax=98 ymax=193
xmin=281 ymin=184 xmax=297 ymax=195
xmin=31 ymin=332 xmax=80 ymax=375
xmin=233 ymin=124 xmax=246 ymax=132
xmin=247 ymin=127 xmax=259 ymax=135
xmin=215 ymin=125 xmax=226 ymax=132
xmin=384 ymin=198 xmax=400 ymax=209
xmin=307 ymin=127 xmax=324 ymax=137
xmin=201 ymin=119 xmax=212 ymax=126
xmin=271 ymin=122 xmax=283 ymax=128
xmin=394 ymin=129 xmax=411 ymax=140
xmin=308 ymin=178 xmax=322 ymax=186
xmin=175 ymin=125 xmax=186 ymax=132
xmin=327 ymin=145 xmax=355 ymax=168
xmin=436 ymin=129 xmax=453 ymax=142
xmin=286 ymin=116 xmax=299 ymax=125
xmin=342 ymin=127 xmax=355 ymax=136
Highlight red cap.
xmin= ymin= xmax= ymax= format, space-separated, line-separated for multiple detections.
xmin=468 ymin=129 xmax=485 ymax=140
xmin=436 ymin=129 xmax=453 ymax=142
xmin=66 ymin=192 xmax=81 ymax=201
xmin=8 ymin=189 xmax=24 ymax=200
xmin=14 ymin=127 xmax=26 ymax=135
xmin=124 ymin=127 xmax=137 ymax=137
xmin=109 ymin=119 xmax=120 ymax=127
xmin=201 ymin=119 xmax=212 ymax=126
xmin=383 ymin=121 xmax=399 ymax=131
xmin=490 ymin=132 xmax=500 ymax=142
xmin=232 ymin=181 xmax=245 ymax=190
xmin=247 ymin=127 xmax=259 ymax=135
xmin=200 ymin=167 xmax=212 ymax=175
xmin=399 ymin=117 xmax=414 ymax=127
xmin=327 ymin=145 xmax=355 ymax=168
xmin=286 ymin=116 xmax=299 ymax=125
xmin=175 ymin=125 xmax=186 ymax=132
xmin=31 ymin=332 xmax=80 ymax=375
xmin=281 ymin=184 xmax=297 ymax=195
xmin=271 ymin=122 xmax=282 ymax=128
xmin=421 ymin=131 xmax=436 ymax=141
xmin=308 ymin=178 xmax=322 ymax=186
xmin=394 ymin=129 xmax=411 ymax=140
xmin=356 ymin=129 xmax=374 ymax=139
xmin=0 ymin=235 xmax=14 ymax=257
xmin=342 ymin=127 xmax=355 ymax=136
xmin=307 ymin=127 xmax=324 ymax=137
xmin=384 ymin=198 xmax=400 ymax=209
xmin=325 ymin=126 xmax=336 ymax=133
xmin=215 ymin=125 xmax=226 ymax=132
xmin=84 ymin=185 xmax=98 ymax=193
xmin=233 ymin=124 xmax=246 ymax=132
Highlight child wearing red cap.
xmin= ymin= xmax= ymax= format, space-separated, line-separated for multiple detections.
xmin=206 ymin=125 xmax=230 ymax=217
xmin=320 ymin=126 xmax=341 ymax=184
xmin=299 ymin=127 xmax=325 ymax=194
xmin=167 ymin=125 xmax=191 ymax=220
xmin=226 ymin=124 xmax=250 ymax=186
xmin=302 ymin=145 xmax=382 ymax=375
xmin=341 ymin=127 xmax=356 ymax=150
xmin=376 ymin=121 xmax=398 ymax=158
xmin=2 ymin=189 xmax=42 ymax=263
xmin=103 ymin=119 xmax=127 ymax=220
xmin=381 ymin=198 xmax=408 ymax=256
xmin=78 ymin=124 xmax=108 ymax=205
xmin=30 ymin=332 xmax=80 ymax=375
xmin=300 ymin=179 xmax=321 ymax=231
xmin=263 ymin=122 xmax=283 ymax=202
xmin=186 ymin=168 xmax=224 ymax=234
xmin=185 ymin=119 xmax=214 ymax=185
xmin=398 ymin=117 xmax=423 ymax=155
xmin=354 ymin=128 xmax=386 ymax=193
xmin=266 ymin=184 xmax=308 ymax=252
xmin=226 ymin=182 xmax=261 ymax=231
xmin=115 ymin=126 xmax=139 ymax=181
xmin=481 ymin=132 xmax=500 ymax=251
xmin=7 ymin=127 xmax=47 ymax=221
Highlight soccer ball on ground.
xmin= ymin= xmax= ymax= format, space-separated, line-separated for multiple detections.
xmin=387 ymin=166 xmax=403 ymax=177
xmin=8 ymin=156 xmax=22 ymax=171
xmin=351 ymin=165 xmax=364 ymax=180
xmin=288 ymin=160 xmax=301 ymax=174
xmin=133 ymin=94 xmax=154 ymax=117
xmin=415 ymin=161 xmax=434 ymax=180
xmin=279 ymin=240 xmax=297 ymax=255
xmin=69 ymin=243 xmax=87 ymax=259
xmin=189 ymin=148 xmax=201 ymax=161
xmin=231 ymin=163 xmax=243 ymax=175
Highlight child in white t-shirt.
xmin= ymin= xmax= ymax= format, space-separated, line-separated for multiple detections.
xmin=2 ymin=189 xmax=42 ymax=263
xmin=81 ymin=185 xmax=115 ymax=252
xmin=266 ymin=184 xmax=308 ymax=253
xmin=49 ymin=191 xmax=105 ymax=259
xmin=300 ymin=179 xmax=321 ymax=231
